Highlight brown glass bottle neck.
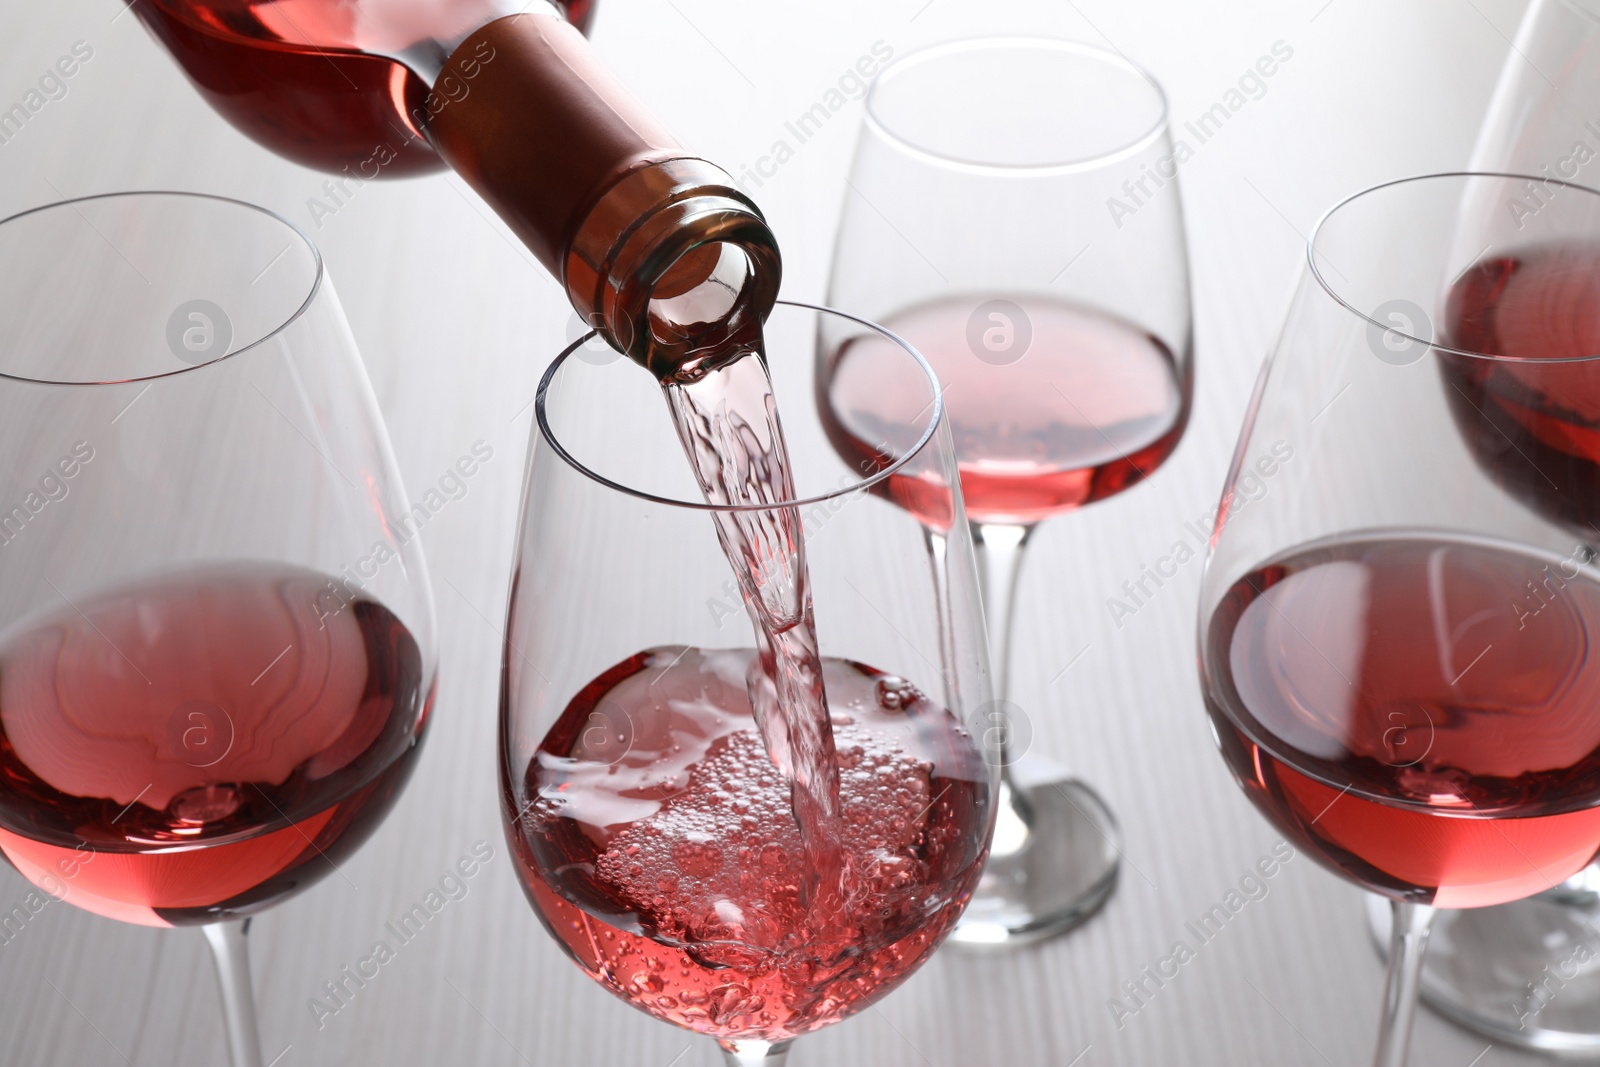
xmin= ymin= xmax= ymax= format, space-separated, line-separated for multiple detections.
xmin=421 ymin=14 xmax=780 ymax=374
xmin=421 ymin=14 xmax=680 ymax=271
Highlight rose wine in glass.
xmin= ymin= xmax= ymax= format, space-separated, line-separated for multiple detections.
xmin=507 ymin=648 xmax=988 ymax=1040
xmin=1440 ymin=242 xmax=1600 ymax=535
xmin=505 ymin=301 xmax=996 ymax=1066
xmin=1197 ymin=172 xmax=1600 ymax=1067
xmin=1203 ymin=534 xmax=1600 ymax=910
xmin=823 ymin=39 xmax=1195 ymax=945
xmin=821 ymin=295 xmax=1188 ymax=527
xmin=0 ymin=192 xmax=438 ymax=1067
xmin=1352 ymin=4 xmax=1600 ymax=1049
xmin=0 ymin=561 xmax=429 ymax=926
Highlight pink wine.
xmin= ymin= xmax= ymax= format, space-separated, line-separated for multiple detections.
xmin=0 ymin=561 xmax=430 ymax=926
xmin=1442 ymin=242 xmax=1600 ymax=533
xmin=130 ymin=0 xmax=593 ymax=175
xmin=662 ymin=341 xmax=846 ymax=907
xmin=506 ymin=647 xmax=990 ymax=1041
xmin=821 ymin=295 xmax=1189 ymax=527
xmin=1203 ymin=534 xmax=1600 ymax=908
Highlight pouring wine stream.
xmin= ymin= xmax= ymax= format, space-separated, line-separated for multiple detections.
xmin=662 ymin=350 xmax=848 ymax=914
xmin=645 ymin=253 xmax=850 ymax=1067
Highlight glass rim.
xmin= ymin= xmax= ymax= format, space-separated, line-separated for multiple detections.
xmin=534 ymin=300 xmax=946 ymax=513
xmin=0 ymin=190 xmax=325 ymax=387
xmin=1306 ymin=170 xmax=1600 ymax=365
xmin=864 ymin=36 xmax=1171 ymax=176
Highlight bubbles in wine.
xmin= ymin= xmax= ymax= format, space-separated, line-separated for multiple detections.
xmin=514 ymin=646 xmax=990 ymax=1039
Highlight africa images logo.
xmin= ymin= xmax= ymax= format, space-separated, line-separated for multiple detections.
xmin=966 ymin=300 xmax=1032 ymax=366
xmin=166 ymin=300 xmax=234 ymax=365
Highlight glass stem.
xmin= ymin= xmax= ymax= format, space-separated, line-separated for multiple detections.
xmin=202 ymin=918 xmax=266 ymax=1067
xmin=972 ymin=521 xmax=1031 ymax=703
xmin=971 ymin=521 xmax=1035 ymax=848
xmin=719 ymin=1039 xmax=793 ymax=1066
xmin=921 ymin=528 xmax=961 ymax=716
xmin=1372 ymin=900 xmax=1436 ymax=1067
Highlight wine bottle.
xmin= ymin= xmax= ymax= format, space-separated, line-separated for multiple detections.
xmin=129 ymin=0 xmax=781 ymax=377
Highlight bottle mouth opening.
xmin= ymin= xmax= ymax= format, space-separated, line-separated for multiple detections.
xmin=610 ymin=203 xmax=782 ymax=380
xmin=644 ymin=242 xmax=757 ymax=379
xmin=560 ymin=157 xmax=784 ymax=378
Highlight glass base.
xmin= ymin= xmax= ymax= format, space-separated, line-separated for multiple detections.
xmin=1365 ymin=884 xmax=1600 ymax=1053
xmin=948 ymin=768 xmax=1120 ymax=948
xmin=720 ymin=1039 xmax=792 ymax=1066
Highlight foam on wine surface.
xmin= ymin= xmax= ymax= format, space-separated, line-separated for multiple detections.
xmin=1204 ymin=533 xmax=1600 ymax=907
xmin=0 ymin=561 xmax=429 ymax=925
xmin=510 ymin=647 xmax=990 ymax=1040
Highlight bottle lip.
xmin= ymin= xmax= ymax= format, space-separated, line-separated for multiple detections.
xmin=562 ymin=157 xmax=783 ymax=374
xmin=534 ymin=300 xmax=946 ymax=513
xmin=613 ymin=200 xmax=783 ymax=378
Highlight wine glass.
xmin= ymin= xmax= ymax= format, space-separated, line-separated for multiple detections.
xmin=821 ymin=37 xmax=1193 ymax=945
xmin=500 ymin=301 xmax=997 ymax=1066
xmin=0 ymin=191 xmax=437 ymax=1067
xmin=1356 ymin=6 xmax=1600 ymax=1049
xmin=1198 ymin=171 xmax=1600 ymax=1067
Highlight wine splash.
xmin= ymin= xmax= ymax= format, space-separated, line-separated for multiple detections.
xmin=660 ymin=338 xmax=845 ymax=910
xmin=509 ymin=647 xmax=989 ymax=1040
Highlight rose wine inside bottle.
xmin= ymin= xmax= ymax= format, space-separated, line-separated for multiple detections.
xmin=130 ymin=0 xmax=596 ymax=175
xmin=0 ymin=561 xmax=430 ymax=926
xmin=129 ymin=0 xmax=781 ymax=375
xmin=506 ymin=647 xmax=990 ymax=1040
xmin=1203 ymin=532 xmax=1600 ymax=908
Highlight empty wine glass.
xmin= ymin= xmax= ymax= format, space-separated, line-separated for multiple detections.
xmin=822 ymin=37 xmax=1194 ymax=945
xmin=0 ymin=192 xmax=437 ymax=1067
xmin=1198 ymin=172 xmax=1600 ymax=1067
xmin=500 ymin=301 xmax=997 ymax=1066
xmin=1357 ymin=4 xmax=1600 ymax=1050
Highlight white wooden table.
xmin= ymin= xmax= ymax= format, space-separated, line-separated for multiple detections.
xmin=0 ymin=1 xmax=1557 ymax=1064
